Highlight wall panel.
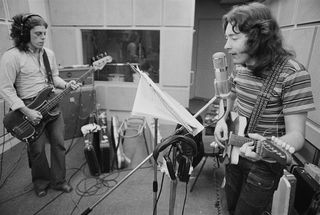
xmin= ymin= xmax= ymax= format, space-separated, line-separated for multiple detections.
xmin=296 ymin=0 xmax=320 ymax=24
xmin=307 ymin=27 xmax=320 ymax=125
xmin=160 ymin=28 xmax=193 ymax=87
xmin=7 ymin=0 xmax=29 ymax=18
xmin=51 ymin=28 xmax=80 ymax=66
xmin=135 ymin=0 xmax=161 ymax=26
xmin=163 ymin=0 xmax=195 ymax=26
xmin=0 ymin=0 xmax=5 ymax=20
xmin=278 ymin=0 xmax=296 ymax=27
xmin=48 ymin=0 xmax=104 ymax=26
xmin=286 ymin=27 xmax=315 ymax=67
xmin=105 ymin=0 xmax=133 ymax=26
xmin=0 ymin=24 xmax=11 ymax=57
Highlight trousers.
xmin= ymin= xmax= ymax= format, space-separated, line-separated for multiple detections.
xmin=225 ymin=156 xmax=283 ymax=215
xmin=27 ymin=112 xmax=67 ymax=190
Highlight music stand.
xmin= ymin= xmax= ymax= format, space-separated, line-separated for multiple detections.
xmin=80 ymin=64 xmax=217 ymax=215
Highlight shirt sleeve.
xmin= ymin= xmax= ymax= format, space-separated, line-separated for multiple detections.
xmin=0 ymin=51 xmax=26 ymax=110
xmin=282 ymin=68 xmax=315 ymax=115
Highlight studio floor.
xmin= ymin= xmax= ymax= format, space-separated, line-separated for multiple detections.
xmin=0 ymin=98 xmax=229 ymax=215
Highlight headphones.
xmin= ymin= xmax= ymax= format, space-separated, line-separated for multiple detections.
xmin=153 ymin=135 xmax=197 ymax=183
xmin=20 ymin=13 xmax=42 ymax=36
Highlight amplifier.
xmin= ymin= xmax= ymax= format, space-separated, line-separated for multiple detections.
xmin=98 ymin=110 xmax=110 ymax=173
xmin=293 ymin=166 xmax=320 ymax=214
xmin=59 ymin=67 xmax=94 ymax=85
xmin=272 ymin=169 xmax=296 ymax=215
xmin=60 ymin=86 xmax=96 ymax=140
xmin=84 ymin=133 xmax=101 ymax=176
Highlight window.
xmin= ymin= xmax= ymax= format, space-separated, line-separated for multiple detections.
xmin=82 ymin=29 xmax=160 ymax=83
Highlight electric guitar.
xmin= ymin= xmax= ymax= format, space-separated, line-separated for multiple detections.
xmin=3 ymin=54 xmax=112 ymax=144
xmin=223 ymin=112 xmax=294 ymax=166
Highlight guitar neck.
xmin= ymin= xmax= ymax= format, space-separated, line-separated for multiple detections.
xmin=228 ymin=133 xmax=254 ymax=147
xmin=228 ymin=133 xmax=292 ymax=166
xmin=45 ymin=67 xmax=95 ymax=111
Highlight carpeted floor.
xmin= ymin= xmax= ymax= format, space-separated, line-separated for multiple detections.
xmin=0 ymin=99 xmax=229 ymax=215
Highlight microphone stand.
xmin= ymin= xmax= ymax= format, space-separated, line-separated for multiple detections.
xmin=80 ymin=95 xmax=222 ymax=215
xmin=81 ymin=64 xmax=226 ymax=215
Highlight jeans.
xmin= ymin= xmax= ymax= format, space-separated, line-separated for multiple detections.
xmin=27 ymin=112 xmax=67 ymax=190
xmin=225 ymin=156 xmax=283 ymax=215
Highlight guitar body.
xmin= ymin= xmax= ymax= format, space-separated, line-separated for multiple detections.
xmin=3 ymin=87 xmax=60 ymax=143
xmin=225 ymin=112 xmax=247 ymax=164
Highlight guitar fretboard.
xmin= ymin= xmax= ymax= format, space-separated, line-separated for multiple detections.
xmin=228 ymin=133 xmax=255 ymax=147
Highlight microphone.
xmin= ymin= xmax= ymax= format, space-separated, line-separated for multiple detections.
xmin=212 ymin=52 xmax=231 ymax=98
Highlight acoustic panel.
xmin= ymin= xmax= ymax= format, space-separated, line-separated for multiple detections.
xmin=307 ymin=27 xmax=320 ymax=126
xmin=0 ymin=24 xmax=11 ymax=57
xmin=51 ymin=28 xmax=79 ymax=66
xmin=7 ymin=0 xmax=30 ymax=19
xmin=0 ymin=0 xmax=5 ymax=20
xmin=48 ymin=0 xmax=104 ymax=26
xmin=98 ymin=84 xmax=137 ymax=111
xmin=278 ymin=0 xmax=295 ymax=27
xmin=163 ymin=0 xmax=195 ymax=27
xmin=296 ymin=0 xmax=320 ymax=25
xmin=105 ymin=0 xmax=133 ymax=26
xmin=286 ymin=27 xmax=315 ymax=67
xmin=135 ymin=0 xmax=161 ymax=26
xmin=160 ymin=28 xmax=193 ymax=87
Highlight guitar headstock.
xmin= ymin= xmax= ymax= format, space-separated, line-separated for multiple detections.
xmin=92 ymin=52 xmax=113 ymax=71
xmin=256 ymin=136 xmax=295 ymax=166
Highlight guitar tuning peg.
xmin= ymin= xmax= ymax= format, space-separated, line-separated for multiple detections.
xmin=285 ymin=144 xmax=290 ymax=151
xmin=104 ymin=52 xmax=108 ymax=56
xmin=288 ymin=146 xmax=295 ymax=154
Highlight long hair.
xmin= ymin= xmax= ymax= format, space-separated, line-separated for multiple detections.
xmin=222 ymin=2 xmax=293 ymax=76
xmin=10 ymin=13 xmax=48 ymax=52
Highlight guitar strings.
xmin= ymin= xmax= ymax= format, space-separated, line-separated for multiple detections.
xmin=16 ymin=87 xmax=74 ymax=139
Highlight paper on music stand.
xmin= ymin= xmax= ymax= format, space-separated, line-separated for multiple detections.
xmin=131 ymin=67 xmax=204 ymax=136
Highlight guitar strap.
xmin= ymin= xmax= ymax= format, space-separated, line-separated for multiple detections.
xmin=246 ymin=56 xmax=288 ymax=133
xmin=42 ymin=49 xmax=54 ymax=86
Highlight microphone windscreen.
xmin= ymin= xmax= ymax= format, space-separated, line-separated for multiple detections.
xmin=212 ymin=52 xmax=227 ymax=69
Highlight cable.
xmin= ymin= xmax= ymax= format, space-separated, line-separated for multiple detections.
xmin=181 ymin=182 xmax=188 ymax=215
xmin=214 ymin=171 xmax=222 ymax=215
xmin=32 ymin=160 xmax=87 ymax=215
xmin=153 ymin=172 xmax=165 ymax=215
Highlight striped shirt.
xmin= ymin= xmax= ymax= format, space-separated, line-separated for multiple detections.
xmin=231 ymin=58 xmax=315 ymax=137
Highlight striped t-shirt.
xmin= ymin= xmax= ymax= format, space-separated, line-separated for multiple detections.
xmin=231 ymin=58 xmax=315 ymax=137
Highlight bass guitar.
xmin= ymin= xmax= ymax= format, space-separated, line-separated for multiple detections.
xmin=3 ymin=54 xmax=112 ymax=144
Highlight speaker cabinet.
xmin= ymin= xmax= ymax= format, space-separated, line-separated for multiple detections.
xmin=59 ymin=67 xmax=94 ymax=85
xmin=293 ymin=166 xmax=320 ymax=214
xmin=60 ymin=86 xmax=96 ymax=140
xmin=272 ymin=169 xmax=296 ymax=215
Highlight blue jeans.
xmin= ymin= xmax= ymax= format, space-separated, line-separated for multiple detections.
xmin=225 ymin=157 xmax=283 ymax=215
xmin=27 ymin=112 xmax=67 ymax=190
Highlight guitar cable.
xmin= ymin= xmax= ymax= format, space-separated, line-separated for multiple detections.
xmin=214 ymin=170 xmax=223 ymax=215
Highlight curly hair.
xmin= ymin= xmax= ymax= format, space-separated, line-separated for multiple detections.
xmin=10 ymin=13 xmax=48 ymax=52
xmin=222 ymin=2 xmax=294 ymax=76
